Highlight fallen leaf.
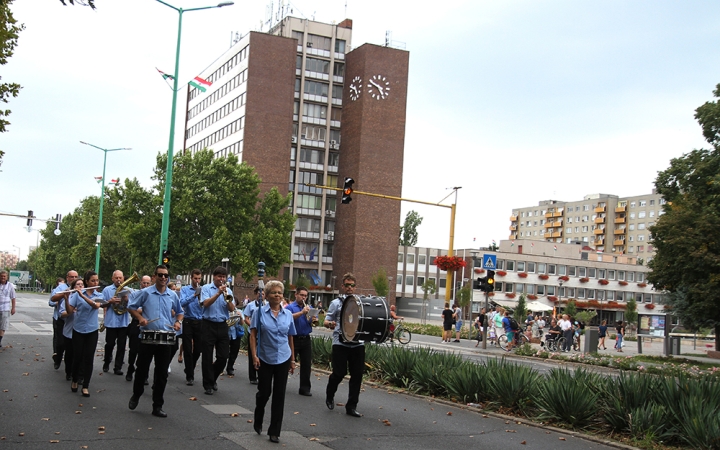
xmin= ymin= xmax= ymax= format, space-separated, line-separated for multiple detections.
xmin=433 ymin=421 xmax=437 ymax=424
xmin=189 ymin=397 xmax=197 ymax=401
xmin=378 ymin=406 xmax=383 ymax=409
xmin=310 ymin=423 xmax=316 ymax=426
xmin=98 ymin=426 xmax=105 ymax=431
xmin=446 ymin=412 xmax=452 ymax=416
xmin=247 ymin=420 xmax=253 ymax=423
xmin=294 ymin=411 xmax=299 ymax=415
xmin=18 ymin=433 xmax=24 ymax=436
xmin=559 ymin=437 xmax=566 ymax=441
xmin=55 ymin=432 xmax=60 ymax=435
xmin=505 ymin=430 xmax=516 ymax=433
xmin=75 ymin=411 xmax=82 ymax=414
xmin=546 ymin=431 xmax=551 ymax=434
xmin=505 ymin=420 xmax=510 ymax=424
xmin=50 ymin=440 xmax=59 ymax=443
xmin=230 ymin=413 xmax=239 ymax=417
xmin=480 ymin=431 xmax=485 ymax=434
xmin=309 ymin=438 xmax=319 ymax=441
xmin=403 ymin=408 xmax=406 ymax=411
xmin=82 ymin=446 xmax=88 ymax=449
xmin=2 ymin=390 xmax=7 ymax=392
xmin=98 ymin=431 xmax=105 ymax=434
xmin=22 ymin=373 xmax=29 ymax=376
xmin=482 ymin=414 xmax=489 ymax=418
xmin=521 ymin=441 xmax=527 ymax=445
xmin=42 ymin=418 xmax=49 ymax=421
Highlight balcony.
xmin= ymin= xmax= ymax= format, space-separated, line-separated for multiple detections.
xmin=553 ymin=211 xmax=563 ymax=217
xmin=614 ymin=217 xmax=626 ymax=224
xmin=594 ymin=217 xmax=605 ymax=224
xmin=544 ymin=212 xmax=553 ymax=218
xmin=544 ymin=220 xmax=562 ymax=228
xmin=509 ymin=225 xmax=517 ymax=231
xmin=594 ymin=239 xmax=605 ymax=246
xmin=593 ymin=228 xmax=605 ymax=235
xmin=615 ymin=206 xmax=626 ymax=213
xmin=548 ymin=232 xmax=562 ymax=238
xmin=594 ymin=206 xmax=606 ymax=213
xmin=510 ymin=215 xmax=518 ymax=221
xmin=614 ymin=239 xmax=625 ymax=246
xmin=614 ymin=228 xmax=626 ymax=235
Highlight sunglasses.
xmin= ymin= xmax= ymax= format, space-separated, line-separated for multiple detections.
xmin=156 ymin=273 xmax=170 ymax=278
xmin=344 ymin=283 xmax=356 ymax=287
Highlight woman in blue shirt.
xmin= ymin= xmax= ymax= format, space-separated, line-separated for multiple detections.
xmin=250 ymin=280 xmax=296 ymax=444
xmin=58 ymin=278 xmax=83 ymax=381
xmin=67 ymin=271 xmax=103 ymax=397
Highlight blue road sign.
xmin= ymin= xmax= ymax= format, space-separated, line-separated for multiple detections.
xmin=482 ymin=254 xmax=497 ymax=270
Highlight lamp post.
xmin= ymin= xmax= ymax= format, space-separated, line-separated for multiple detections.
xmin=155 ymin=0 xmax=234 ymax=264
xmin=558 ymin=279 xmax=564 ymax=319
xmin=80 ymin=141 xmax=131 ymax=273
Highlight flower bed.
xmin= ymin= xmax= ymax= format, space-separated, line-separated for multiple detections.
xmin=505 ymin=293 xmax=516 ymax=299
xmin=637 ymin=282 xmax=647 ymax=287
xmin=619 ymin=280 xmax=628 ymax=286
xmin=548 ymin=296 xmax=558 ymax=302
xmin=645 ymin=303 xmax=655 ymax=309
xmin=527 ymin=294 xmax=538 ymax=300
xmin=474 ymin=268 xmax=485 ymax=274
xmin=558 ymin=275 xmax=570 ymax=282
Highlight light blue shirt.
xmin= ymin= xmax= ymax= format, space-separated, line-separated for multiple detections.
xmin=102 ymin=284 xmax=130 ymax=328
xmin=49 ymin=283 xmax=69 ymax=320
xmin=228 ymin=310 xmax=245 ymax=340
xmin=243 ymin=297 xmax=264 ymax=322
xmin=251 ymin=304 xmax=296 ymax=365
xmin=180 ymin=284 xmax=203 ymax=320
xmin=201 ymin=283 xmax=230 ymax=323
xmin=69 ymin=289 xmax=102 ymax=334
xmin=326 ymin=296 xmax=364 ymax=348
xmin=128 ymin=285 xmax=182 ymax=332
xmin=58 ymin=299 xmax=75 ymax=339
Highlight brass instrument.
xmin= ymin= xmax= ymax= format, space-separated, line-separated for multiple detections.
xmin=226 ymin=310 xmax=242 ymax=327
xmin=223 ymin=282 xmax=234 ymax=304
xmin=112 ymin=272 xmax=139 ymax=315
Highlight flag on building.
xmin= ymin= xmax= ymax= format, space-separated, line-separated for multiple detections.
xmin=531 ymin=242 xmax=534 ymax=247
xmin=95 ymin=176 xmax=103 ymax=183
xmin=189 ymin=76 xmax=212 ymax=92
xmin=156 ymin=68 xmax=174 ymax=81
xmin=553 ymin=245 xmax=557 ymax=251
xmin=510 ymin=240 xmax=515 ymax=247
xmin=309 ymin=247 xmax=316 ymax=261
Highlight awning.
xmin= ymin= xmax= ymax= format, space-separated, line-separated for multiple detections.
xmin=492 ymin=299 xmax=518 ymax=309
xmin=526 ymin=301 xmax=554 ymax=312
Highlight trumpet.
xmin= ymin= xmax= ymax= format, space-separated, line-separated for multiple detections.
xmin=55 ymin=285 xmax=100 ymax=295
xmin=223 ymin=282 xmax=235 ymax=304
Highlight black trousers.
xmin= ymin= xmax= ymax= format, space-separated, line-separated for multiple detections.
xmin=104 ymin=326 xmax=128 ymax=370
xmin=201 ymin=319 xmax=229 ymax=389
xmin=71 ymin=329 xmax=98 ymax=389
xmin=326 ymin=344 xmax=365 ymax=410
xmin=255 ymin=358 xmax=290 ymax=436
xmin=133 ymin=343 xmax=172 ymax=409
xmin=227 ymin=337 xmax=241 ymax=371
xmin=126 ymin=320 xmax=140 ymax=373
xmin=248 ymin=340 xmax=258 ymax=382
xmin=563 ymin=329 xmax=574 ymax=351
xmin=62 ymin=335 xmax=74 ymax=378
xmin=52 ymin=318 xmax=65 ymax=364
xmin=293 ymin=335 xmax=312 ymax=393
xmin=182 ymin=318 xmax=202 ymax=380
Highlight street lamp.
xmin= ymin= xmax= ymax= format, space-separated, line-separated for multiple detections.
xmin=80 ymin=141 xmax=131 ymax=273
xmin=558 ymin=279 xmax=564 ymax=319
xmin=155 ymin=0 xmax=235 ymax=264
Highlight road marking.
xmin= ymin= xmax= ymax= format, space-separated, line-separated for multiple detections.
xmin=9 ymin=322 xmax=50 ymax=334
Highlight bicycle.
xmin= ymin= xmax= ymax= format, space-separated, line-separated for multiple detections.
xmin=497 ymin=329 xmax=529 ymax=351
xmin=389 ymin=319 xmax=411 ymax=345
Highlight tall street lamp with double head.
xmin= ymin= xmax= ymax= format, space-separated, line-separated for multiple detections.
xmin=155 ymin=0 xmax=234 ymax=264
xmin=80 ymin=141 xmax=131 ymax=273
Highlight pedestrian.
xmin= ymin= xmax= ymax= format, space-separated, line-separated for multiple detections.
xmin=179 ymin=269 xmax=203 ymax=385
xmin=200 ymin=266 xmax=235 ymax=395
xmin=49 ymin=271 xmax=78 ymax=369
xmin=615 ymin=320 xmax=625 ymax=352
xmin=0 ymin=270 xmax=17 ymax=348
xmin=243 ymin=285 xmax=265 ymax=385
xmin=559 ymin=314 xmax=573 ymax=352
xmin=286 ymin=286 xmax=316 ymax=396
xmin=101 ymin=270 xmax=130 ymax=376
xmin=58 ymin=278 xmax=81 ymax=383
xmin=502 ymin=310 xmax=515 ymax=352
xmin=441 ymin=303 xmax=454 ymax=343
xmin=452 ymin=303 xmax=463 ymax=342
xmin=598 ymin=320 xmax=608 ymax=350
xmin=126 ymin=275 xmax=152 ymax=383
xmin=492 ymin=306 xmax=505 ymax=347
xmin=474 ymin=308 xmax=485 ymax=347
xmin=67 ymin=270 xmax=103 ymax=397
xmin=250 ymin=280 xmax=296 ymax=443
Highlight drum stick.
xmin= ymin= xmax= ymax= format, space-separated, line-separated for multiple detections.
xmin=146 ymin=317 xmax=160 ymax=324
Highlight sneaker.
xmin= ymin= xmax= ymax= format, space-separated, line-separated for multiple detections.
xmin=168 ymin=366 xmax=171 ymax=374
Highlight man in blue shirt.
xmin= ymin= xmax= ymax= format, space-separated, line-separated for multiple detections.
xmin=49 ymin=271 xmax=78 ymax=372
xmin=200 ymin=266 xmax=235 ymax=396
xmin=324 ymin=273 xmax=364 ymax=418
xmin=242 ymin=286 xmax=264 ymax=384
xmin=126 ymin=275 xmax=151 ymax=383
xmin=179 ymin=269 xmax=204 ymax=386
xmin=127 ymin=265 xmax=183 ymax=418
xmin=286 ymin=286 xmax=317 ymax=396
xmin=101 ymin=270 xmax=131 ymax=375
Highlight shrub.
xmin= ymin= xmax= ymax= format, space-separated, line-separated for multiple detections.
xmin=485 ymin=358 xmax=538 ymax=412
xmin=411 ymin=349 xmax=463 ymax=396
xmin=535 ymin=368 xmax=600 ymax=428
xmin=444 ymin=361 xmax=489 ymax=403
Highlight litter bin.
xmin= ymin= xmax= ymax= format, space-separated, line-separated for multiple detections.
xmin=668 ymin=336 xmax=681 ymax=355
xmin=583 ymin=328 xmax=599 ymax=353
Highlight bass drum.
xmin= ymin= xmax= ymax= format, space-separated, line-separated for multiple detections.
xmin=340 ymin=295 xmax=390 ymax=343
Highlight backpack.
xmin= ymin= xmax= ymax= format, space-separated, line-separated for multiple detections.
xmin=578 ymin=321 xmax=586 ymax=330
xmin=508 ymin=317 xmax=519 ymax=331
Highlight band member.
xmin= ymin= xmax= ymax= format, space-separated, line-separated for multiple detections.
xmin=49 ymin=271 xmax=78 ymax=370
xmin=324 ymin=273 xmax=364 ymax=417
xmin=126 ymin=275 xmax=152 ymax=383
xmin=200 ymin=266 xmax=235 ymax=395
xmin=58 ymin=278 xmax=82 ymax=383
xmin=286 ymin=286 xmax=316 ymax=396
xmin=102 ymin=270 xmax=130 ymax=375
xmin=250 ymin=280 xmax=296 ymax=443
xmin=179 ymin=269 xmax=203 ymax=386
xmin=67 ymin=270 xmax=103 ymax=397
xmin=225 ymin=306 xmax=244 ymax=376
xmin=243 ymin=286 xmax=265 ymax=385
xmin=0 ymin=270 xmax=17 ymax=349
xmin=127 ymin=265 xmax=182 ymax=418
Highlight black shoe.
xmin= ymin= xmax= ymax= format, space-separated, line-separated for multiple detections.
xmin=152 ymin=408 xmax=167 ymax=418
xmin=66 ymin=374 xmax=71 ymax=381
xmin=227 ymin=369 xmax=235 ymax=376
xmin=128 ymin=396 xmax=139 ymax=410
xmin=346 ymin=408 xmax=362 ymax=417
xmin=204 ymin=388 xmax=213 ymax=395
xmin=71 ymin=382 xmax=78 ymax=393
xmin=54 ymin=362 xmax=61 ymax=370
xmin=254 ymin=423 xmax=262 ymax=435
xmin=126 ymin=372 xmax=133 ymax=382
xmin=186 ymin=378 xmax=194 ymax=386
xmin=144 ymin=378 xmax=149 ymax=386
xmin=114 ymin=369 xmax=123 ymax=376
xmin=269 ymin=436 xmax=279 ymax=443
xmin=250 ymin=380 xmax=258 ymax=385
xmin=299 ymin=390 xmax=312 ymax=396
xmin=82 ymin=388 xmax=90 ymax=398
xmin=212 ymin=383 xmax=218 ymax=391
xmin=103 ymin=362 xmax=110 ymax=373
xmin=326 ymin=397 xmax=334 ymax=410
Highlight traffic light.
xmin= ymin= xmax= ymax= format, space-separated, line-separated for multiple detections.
xmin=341 ymin=177 xmax=354 ymax=204
xmin=486 ymin=270 xmax=495 ymax=292
xmin=473 ymin=277 xmax=483 ymax=290
xmin=162 ymin=249 xmax=170 ymax=268
xmin=27 ymin=210 xmax=33 ymax=227
xmin=54 ymin=214 xmax=62 ymax=236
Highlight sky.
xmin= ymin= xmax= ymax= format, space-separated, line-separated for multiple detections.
xmin=1 ymin=0 xmax=718 ymax=262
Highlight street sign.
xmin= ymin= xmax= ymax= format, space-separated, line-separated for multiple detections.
xmin=482 ymin=254 xmax=497 ymax=270
xmin=9 ymin=270 xmax=30 ymax=285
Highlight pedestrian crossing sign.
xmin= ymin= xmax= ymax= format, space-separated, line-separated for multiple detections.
xmin=482 ymin=254 xmax=497 ymax=270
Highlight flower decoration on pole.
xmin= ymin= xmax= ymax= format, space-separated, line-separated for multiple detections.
xmin=434 ymin=255 xmax=467 ymax=272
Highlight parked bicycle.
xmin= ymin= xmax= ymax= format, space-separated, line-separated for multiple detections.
xmin=497 ymin=329 xmax=529 ymax=350
xmin=389 ymin=319 xmax=412 ymax=345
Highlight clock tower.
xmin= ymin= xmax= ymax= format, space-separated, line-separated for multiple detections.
xmin=334 ymin=43 xmax=410 ymax=302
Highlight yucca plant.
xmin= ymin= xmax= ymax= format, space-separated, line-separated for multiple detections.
xmin=310 ymin=336 xmax=333 ymax=367
xmin=444 ymin=361 xmax=488 ymax=403
xmin=372 ymin=345 xmax=422 ymax=388
xmin=534 ymin=368 xmax=600 ymax=428
xmin=627 ymin=403 xmax=674 ymax=443
xmin=598 ymin=371 xmax=660 ymax=432
xmin=674 ymin=397 xmax=720 ymax=449
xmin=410 ymin=350 xmax=463 ymax=396
xmin=485 ymin=358 xmax=538 ymax=412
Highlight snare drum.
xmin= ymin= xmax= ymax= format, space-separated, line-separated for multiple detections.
xmin=139 ymin=330 xmax=176 ymax=345
xmin=340 ymin=295 xmax=390 ymax=343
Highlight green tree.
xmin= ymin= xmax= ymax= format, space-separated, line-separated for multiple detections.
xmin=563 ymin=300 xmax=577 ymax=319
xmin=625 ymin=297 xmax=638 ymax=336
xmin=456 ymin=283 xmax=472 ymax=336
xmin=515 ymin=293 xmax=527 ymax=322
xmin=575 ymin=310 xmax=597 ymax=328
xmin=420 ymin=278 xmax=437 ymax=325
xmin=58 ymin=1 xmax=96 ymax=10
xmin=15 ymin=259 xmax=28 ymax=271
xmin=371 ymin=267 xmax=390 ymax=297
xmin=0 ymin=0 xmax=24 ymax=162
xmin=399 ymin=210 xmax=423 ymax=246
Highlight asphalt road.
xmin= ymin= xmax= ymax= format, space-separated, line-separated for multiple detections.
xmin=0 ymin=293 xmax=625 ymax=449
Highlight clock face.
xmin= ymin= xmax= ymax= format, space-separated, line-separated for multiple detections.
xmin=367 ymin=74 xmax=390 ymax=100
xmin=349 ymin=76 xmax=362 ymax=101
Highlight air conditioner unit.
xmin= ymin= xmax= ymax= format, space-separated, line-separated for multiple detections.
xmin=329 ymin=140 xmax=338 ymax=149
xmin=327 ymin=232 xmax=335 ymax=241
xmin=306 ymin=42 xmax=313 ymax=48
xmin=291 ymin=136 xmax=297 ymax=143
xmin=325 ymin=210 xmax=335 ymax=216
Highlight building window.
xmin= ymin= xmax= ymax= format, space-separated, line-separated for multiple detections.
xmin=406 ymin=275 xmax=414 ymax=286
xmin=515 ymin=283 xmax=524 ymax=294
xmin=598 ymin=269 xmax=606 ymax=279
xmin=578 ymin=267 xmax=586 ymax=277
xmin=588 ymin=268 xmax=596 ymax=278
xmin=417 ymin=276 xmax=425 ymax=286
xmin=627 ymin=272 xmax=635 ymax=282
xmin=527 ymin=262 xmax=536 ymax=273
xmin=439 ymin=278 xmax=446 ymax=288
xmin=305 ymin=57 xmax=330 ymax=74
xmin=568 ymin=266 xmax=576 ymax=276
xmin=558 ymin=265 xmax=566 ymax=275
xmin=538 ymin=263 xmax=546 ymax=273
xmin=547 ymin=286 xmax=555 ymax=296
xmin=616 ymin=291 xmax=624 ymax=301
xmin=335 ymin=39 xmax=346 ymax=53
xmin=397 ymin=253 xmax=403 ymax=263
xmin=638 ymin=211 xmax=646 ymax=218
xmin=517 ymin=261 xmax=525 ymax=272
xmin=419 ymin=255 xmax=426 ymax=265
xmin=537 ymin=285 xmax=545 ymax=296
xmin=618 ymin=271 xmax=625 ymax=281
xmin=526 ymin=284 xmax=535 ymax=295
xmin=639 ymin=200 xmax=646 ymax=207
xmin=606 ymin=290 xmax=614 ymax=300
xmin=406 ymin=254 xmax=415 ymax=264
xmin=637 ymin=272 xmax=644 ymax=282
xmin=577 ymin=288 xmax=585 ymax=299
xmin=506 ymin=260 xmax=515 ymax=271
xmin=396 ymin=275 xmax=402 ymax=285
xmin=547 ymin=264 xmax=556 ymax=275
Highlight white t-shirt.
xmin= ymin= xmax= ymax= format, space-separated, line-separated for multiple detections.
xmin=0 ymin=282 xmax=16 ymax=311
xmin=559 ymin=318 xmax=572 ymax=331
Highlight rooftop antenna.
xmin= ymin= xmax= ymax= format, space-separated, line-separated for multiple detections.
xmin=264 ymin=0 xmax=274 ymax=31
